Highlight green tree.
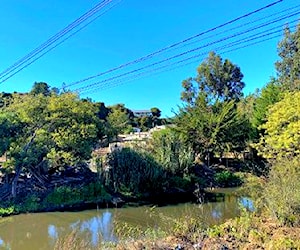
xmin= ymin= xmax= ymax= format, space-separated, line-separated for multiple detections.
xmin=150 ymin=107 xmax=161 ymax=118
xmin=94 ymin=102 xmax=109 ymax=120
xmin=177 ymin=53 xmax=247 ymax=164
xmin=252 ymin=79 xmax=282 ymax=129
xmin=30 ymin=82 xmax=51 ymax=96
xmin=176 ymin=94 xmax=244 ymax=165
xmin=254 ymin=91 xmax=300 ymax=160
xmin=1 ymin=92 xmax=101 ymax=197
xmin=276 ymin=23 xmax=300 ymax=91
xmin=106 ymin=107 xmax=132 ymax=140
xmin=237 ymin=91 xmax=259 ymax=140
xmin=149 ymin=107 xmax=162 ymax=127
xmin=181 ymin=52 xmax=245 ymax=104
xmin=0 ymin=92 xmax=13 ymax=108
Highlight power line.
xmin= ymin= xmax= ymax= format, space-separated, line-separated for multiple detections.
xmin=81 ymin=31 xmax=287 ymax=95
xmin=72 ymin=12 xmax=299 ymax=93
xmin=79 ymin=26 xmax=292 ymax=95
xmin=0 ymin=0 xmax=110 ymax=80
xmin=65 ymin=0 xmax=283 ymax=88
xmin=169 ymin=4 xmax=300 ymax=53
xmin=78 ymin=20 xmax=298 ymax=94
xmin=0 ymin=0 xmax=118 ymax=83
xmin=0 ymin=0 xmax=122 ymax=84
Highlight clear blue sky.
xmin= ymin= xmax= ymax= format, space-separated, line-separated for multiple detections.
xmin=0 ymin=0 xmax=299 ymax=117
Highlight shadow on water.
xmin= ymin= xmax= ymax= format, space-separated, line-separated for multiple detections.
xmin=0 ymin=188 xmax=252 ymax=250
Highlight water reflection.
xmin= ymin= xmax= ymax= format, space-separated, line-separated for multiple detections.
xmin=80 ymin=211 xmax=116 ymax=245
xmin=0 ymin=237 xmax=11 ymax=250
xmin=239 ymin=197 xmax=254 ymax=211
xmin=48 ymin=225 xmax=58 ymax=239
xmin=0 ymin=189 xmax=248 ymax=250
xmin=46 ymin=211 xmax=116 ymax=246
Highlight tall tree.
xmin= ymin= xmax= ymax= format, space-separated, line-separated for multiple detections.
xmin=176 ymin=94 xmax=245 ymax=164
xmin=176 ymin=52 xmax=247 ymax=164
xmin=106 ymin=107 xmax=132 ymax=140
xmin=181 ymin=52 xmax=245 ymax=105
xmin=150 ymin=107 xmax=161 ymax=118
xmin=30 ymin=82 xmax=51 ymax=96
xmin=252 ymin=79 xmax=282 ymax=129
xmin=276 ymin=23 xmax=300 ymax=91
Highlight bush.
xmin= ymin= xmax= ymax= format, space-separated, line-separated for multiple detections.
xmin=214 ymin=170 xmax=242 ymax=187
xmin=44 ymin=182 xmax=110 ymax=207
xmin=81 ymin=182 xmax=111 ymax=202
xmin=263 ymin=158 xmax=300 ymax=226
xmin=168 ymin=176 xmax=193 ymax=191
xmin=44 ymin=186 xmax=81 ymax=206
xmin=106 ymin=148 xmax=166 ymax=194
xmin=0 ymin=206 xmax=16 ymax=216
xmin=21 ymin=194 xmax=40 ymax=212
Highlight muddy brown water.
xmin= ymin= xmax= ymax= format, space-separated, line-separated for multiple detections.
xmin=0 ymin=188 xmax=253 ymax=250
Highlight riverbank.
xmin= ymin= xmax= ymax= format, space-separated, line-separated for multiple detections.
xmin=52 ymin=209 xmax=300 ymax=250
xmin=0 ymin=164 xmax=244 ymax=217
xmin=109 ymin=213 xmax=300 ymax=250
xmin=0 ymin=184 xmax=226 ymax=217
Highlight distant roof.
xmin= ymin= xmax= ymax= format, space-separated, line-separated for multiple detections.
xmin=132 ymin=110 xmax=151 ymax=113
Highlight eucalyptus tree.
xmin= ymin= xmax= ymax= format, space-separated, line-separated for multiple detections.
xmin=176 ymin=52 xmax=248 ymax=165
xmin=181 ymin=51 xmax=245 ymax=105
xmin=276 ymin=23 xmax=300 ymax=91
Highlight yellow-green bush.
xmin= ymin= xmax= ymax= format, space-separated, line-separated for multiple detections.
xmin=264 ymin=158 xmax=300 ymax=226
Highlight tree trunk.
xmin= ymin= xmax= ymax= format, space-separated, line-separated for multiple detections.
xmin=11 ymin=166 xmax=22 ymax=198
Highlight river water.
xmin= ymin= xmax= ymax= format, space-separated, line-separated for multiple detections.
xmin=0 ymin=188 xmax=252 ymax=250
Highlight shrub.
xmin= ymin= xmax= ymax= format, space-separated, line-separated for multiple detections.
xmin=106 ymin=148 xmax=166 ymax=194
xmin=263 ymin=157 xmax=300 ymax=226
xmin=21 ymin=194 xmax=40 ymax=212
xmin=81 ymin=182 xmax=111 ymax=202
xmin=0 ymin=206 xmax=16 ymax=216
xmin=214 ymin=170 xmax=242 ymax=187
xmin=44 ymin=186 xmax=80 ymax=206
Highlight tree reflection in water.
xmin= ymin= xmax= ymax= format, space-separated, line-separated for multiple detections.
xmin=47 ymin=210 xmax=116 ymax=246
xmin=0 ymin=237 xmax=11 ymax=249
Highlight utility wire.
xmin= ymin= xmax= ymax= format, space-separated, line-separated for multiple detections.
xmin=78 ymin=21 xmax=298 ymax=93
xmin=79 ymin=26 xmax=293 ymax=95
xmin=170 ymin=4 xmax=300 ymax=53
xmin=65 ymin=0 xmax=283 ymax=88
xmin=73 ymin=12 xmax=299 ymax=93
xmin=0 ymin=0 xmax=117 ymax=83
xmin=0 ymin=0 xmax=122 ymax=84
xmin=81 ymin=31 xmax=289 ymax=95
xmin=0 ymin=0 xmax=110 ymax=79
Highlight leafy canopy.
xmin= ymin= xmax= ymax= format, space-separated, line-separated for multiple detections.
xmin=254 ymin=91 xmax=300 ymax=160
xmin=176 ymin=52 xmax=248 ymax=161
xmin=181 ymin=51 xmax=245 ymax=104
xmin=2 ymin=92 xmax=101 ymax=172
xmin=276 ymin=24 xmax=300 ymax=91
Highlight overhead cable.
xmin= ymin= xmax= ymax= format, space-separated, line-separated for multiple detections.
xmin=73 ymin=13 xmax=299 ymax=93
xmin=65 ymin=0 xmax=283 ymax=88
xmin=79 ymin=26 xmax=294 ymax=95
xmin=0 ymin=0 xmax=122 ymax=84
xmin=0 ymin=0 xmax=119 ymax=84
